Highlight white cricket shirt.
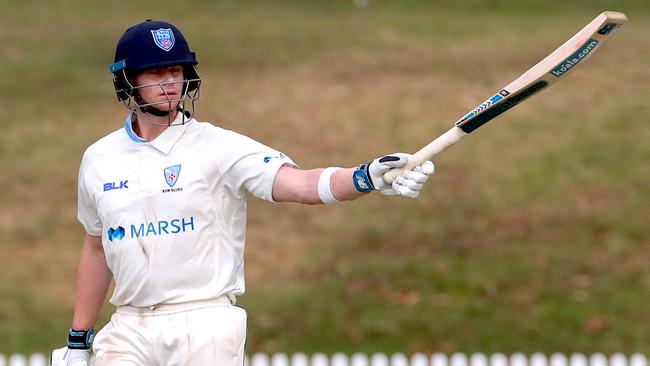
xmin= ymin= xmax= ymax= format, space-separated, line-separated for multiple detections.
xmin=78 ymin=111 xmax=296 ymax=307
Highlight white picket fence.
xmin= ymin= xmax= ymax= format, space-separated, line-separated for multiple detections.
xmin=0 ymin=352 xmax=647 ymax=366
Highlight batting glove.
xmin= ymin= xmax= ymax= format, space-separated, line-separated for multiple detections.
xmin=354 ymin=153 xmax=434 ymax=198
xmin=50 ymin=347 xmax=90 ymax=366
xmin=50 ymin=328 xmax=94 ymax=366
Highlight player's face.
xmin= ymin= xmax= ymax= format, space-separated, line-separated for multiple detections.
xmin=133 ymin=66 xmax=185 ymax=111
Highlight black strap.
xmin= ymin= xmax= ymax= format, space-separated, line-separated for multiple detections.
xmin=67 ymin=328 xmax=95 ymax=350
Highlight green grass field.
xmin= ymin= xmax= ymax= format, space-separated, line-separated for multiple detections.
xmin=1 ymin=0 xmax=649 ymax=356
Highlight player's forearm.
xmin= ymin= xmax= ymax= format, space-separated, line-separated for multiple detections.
xmin=272 ymin=166 xmax=366 ymax=204
xmin=71 ymin=234 xmax=112 ymax=330
xmin=330 ymin=168 xmax=366 ymax=201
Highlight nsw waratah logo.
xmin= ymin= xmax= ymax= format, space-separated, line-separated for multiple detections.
xmin=164 ymin=165 xmax=181 ymax=187
xmin=107 ymin=226 xmax=126 ymax=241
xmin=151 ymin=28 xmax=175 ymax=51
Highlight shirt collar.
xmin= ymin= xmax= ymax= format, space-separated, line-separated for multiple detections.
xmin=123 ymin=111 xmax=193 ymax=155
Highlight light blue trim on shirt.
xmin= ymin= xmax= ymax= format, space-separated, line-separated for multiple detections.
xmin=124 ymin=113 xmax=147 ymax=143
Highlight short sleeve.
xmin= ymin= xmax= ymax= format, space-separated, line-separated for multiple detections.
xmin=224 ymin=134 xmax=297 ymax=202
xmin=77 ymin=152 xmax=102 ymax=236
xmin=232 ymin=152 xmax=297 ymax=201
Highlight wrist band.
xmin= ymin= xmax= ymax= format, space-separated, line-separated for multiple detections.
xmin=68 ymin=328 xmax=95 ymax=350
xmin=318 ymin=167 xmax=342 ymax=204
xmin=353 ymin=163 xmax=374 ymax=193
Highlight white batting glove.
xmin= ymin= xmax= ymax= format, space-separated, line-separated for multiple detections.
xmin=51 ymin=328 xmax=94 ymax=366
xmin=50 ymin=347 xmax=90 ymax=366
xmin=354 ymin=153 xmax=434 ymax=198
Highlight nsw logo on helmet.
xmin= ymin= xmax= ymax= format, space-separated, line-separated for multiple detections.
xmin=151 ymin=28 xmax=175 ymax=51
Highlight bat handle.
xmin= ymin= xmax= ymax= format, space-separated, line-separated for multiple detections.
xmin=383 ymin=126 xmax=467 ymax=183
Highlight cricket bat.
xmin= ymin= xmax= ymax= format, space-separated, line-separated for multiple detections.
xmin=384 ymin=11 xmax=627 ymax=183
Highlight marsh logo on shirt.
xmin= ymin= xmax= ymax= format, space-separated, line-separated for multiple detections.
xmin=107 ymin=217 xmax=195 ymax=241
xmin=107 ymin=226 xmax=126 ymax=241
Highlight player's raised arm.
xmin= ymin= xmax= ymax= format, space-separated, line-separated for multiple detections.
xmin=272 ymin=153 xmax=435 ymax=204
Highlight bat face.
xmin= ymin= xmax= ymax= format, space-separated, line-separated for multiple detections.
xmin=455 ymin=12 xmax=627 ymax=134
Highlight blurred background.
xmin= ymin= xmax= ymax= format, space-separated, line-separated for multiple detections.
xmin=1 ymin=0 xmax=649 ymax=356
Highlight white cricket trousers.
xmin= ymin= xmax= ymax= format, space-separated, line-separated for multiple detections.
xmin=92 ymin=296 xmax=247 ymax=366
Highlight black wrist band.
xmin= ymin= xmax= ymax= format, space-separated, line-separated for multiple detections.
xmin=68 ymin=328 xmax=95 ymax=350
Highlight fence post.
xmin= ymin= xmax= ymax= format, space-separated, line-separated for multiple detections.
xmin=611 ymin=353 xmax=628 ymax=366
xmin=512 ymin=352 xmax=528 ymax=366
xmin=589 ymin=353 xmax=607 ymax=366
xmin=470 ymin=353 xmax=488 ymax=366
xmin=8 ymin=354 xmax=27 ymax=366
xmin=432 ymin=353 xmax=449 ymax=366
xmin=27 ymin=354 xmax=46 ymax=366
xmin=630 ymin=354 xmax=648 ymax=366
xmin=312 ymin=352 xmax=329 ymax=366
xmin=291 ymin=353 xmax=309 ymax=366
xmin=332 ymin=353 xmax=349 ymax=366
xmin=251 ymin=353 xmax=270 ymax=366
xmin=570 ymin=353 xmax=587 ymax=366
xmin=531 ymin=352 xmax=548 ymax=366
xmin=351 ymin=353 xmax=369 ymax=366
xmin=370 ymin=353 xmax=389 ymax=366
xmin=490 ymin=353 xmax=508 ymax=366
xmin=451 ymin=353 xmax=468 ymax=366
xmin=411 ymin=353 xmax=429 ymax=366
xmin=551 ymin=353 xmax=568 ymax=366
xmin=391 ymin=353 xmax=409 ymax=366
xmin=271 ymin=353 xmax=289 ymax=366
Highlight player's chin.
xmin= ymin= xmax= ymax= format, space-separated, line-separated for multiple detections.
xmin=150 ymin=99 xmax=181 ymax=112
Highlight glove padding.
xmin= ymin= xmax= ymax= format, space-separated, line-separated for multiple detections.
xmin=50 ymin=347 xmax=90 ymax=366
xmin=368 ymin=153 xmax=435 ymax=198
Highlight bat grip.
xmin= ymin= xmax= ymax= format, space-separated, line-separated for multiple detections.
xmin=382 ymin=126 xmax=467 ymax=183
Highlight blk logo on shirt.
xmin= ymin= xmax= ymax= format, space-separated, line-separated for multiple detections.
xmin=104 ymin=180 xmax=129 ymax=192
